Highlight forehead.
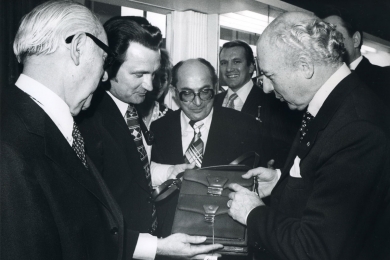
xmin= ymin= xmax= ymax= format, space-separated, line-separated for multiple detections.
xmin=177 ymin=61 xmax=213 ymax=90
xmin=220 ymin=46 xmax=247 ymax=60
xmin=257 ymin=39 xmax=274 ymax=70
xmin=122 ymin=42 xmax=160 ymax=69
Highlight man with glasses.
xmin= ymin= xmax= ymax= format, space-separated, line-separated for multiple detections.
xmin=77 ymin=18 xmax=222 ymax=259
xmin=150 ymin=58 xmax=262 ymax=237
xmin=2 ymin=1 xmax=122 ymax=259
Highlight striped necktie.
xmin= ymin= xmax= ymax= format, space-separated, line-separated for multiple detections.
xmin=184 ymin=121 xmax=204 ymax=168
xmin=226 ymin=93 xmax=238 ymax=109
xmin=125 ymin=104 xmax=157 ymax=234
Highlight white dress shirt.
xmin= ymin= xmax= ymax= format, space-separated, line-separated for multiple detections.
xmin=150 ymin=109 xmax=214 ymax=186
xmin=15 ymin=74 xmax=74 ymax=146
xmin=106 ymin=91 xmax=157 ymax=260
xmin=222 ymin=79 xmax=253 ymax=111
xmin=349 ymin=55 xmax=363 ymax=70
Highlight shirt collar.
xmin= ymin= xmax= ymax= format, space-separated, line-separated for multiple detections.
xmin=107 ymin=91 xmax=129 ymax=118
xmin=181 ymin=108 xmax=214 ymax=133
xmin=349 ymin=55 xmax=363 ymax=70
xmin=15 ymin=74 xmax=74 ymax=145
xmin=308 ymin=63 xmax=351 ymax=117
xmin=227 ymin=79 xmax=253 ymax=103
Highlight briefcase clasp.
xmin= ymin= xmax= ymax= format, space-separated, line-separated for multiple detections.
xmin=203 ymin=204 xmax=219 ymax=223
xmin=207 ymin=176 xmax=228 ymax=196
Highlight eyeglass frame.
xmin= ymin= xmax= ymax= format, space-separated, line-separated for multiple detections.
xmin=65 ymin=32 xmax=117 ymax=68
xmin=174 ymin=87 xmax=215 ymax=102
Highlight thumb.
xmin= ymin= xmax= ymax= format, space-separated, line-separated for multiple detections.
xmin=183 ymin=162 xmax=196 ymax=170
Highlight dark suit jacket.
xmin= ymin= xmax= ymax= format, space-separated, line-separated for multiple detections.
xmin=246 ymin=73 xmax=390 ymax=260
xmin=354 ymin=56 xmax=390 ymax=108
xmin=1 ymin=87 xmax=137 ymax=260
xmin=150 ymin=106 xmax=262 ymax=237
xmin=214 ymin=84 xmax=303 ymax=168
xmin=77 ymin=90 xmax=155 ymax=236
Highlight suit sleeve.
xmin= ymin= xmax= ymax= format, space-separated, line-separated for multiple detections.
xmin=1 ymin=143 xmax=63 ymax=260
xmin=247 ymin=121 xmax=390 ymax=260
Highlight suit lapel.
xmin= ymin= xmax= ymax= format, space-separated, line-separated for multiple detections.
xmin=98 ymin=93 xmax=150 ymax=193
xmin=168 ymin=110 xmax=186 ymax=164
xmin=202 ymin=108 xmax=225 ymax=167
xmin=241 ymin=85 xmax=262 ymax=116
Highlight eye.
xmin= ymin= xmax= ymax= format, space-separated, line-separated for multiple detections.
xmin=134 ymin=73 xmax=143 ymax=78
xmin=220 ymin=61 xmax=227 ymax=66
xmin=201 ymin=88 xmax=211 ymax=93
xmin=234 ymin=60 xmax=242 ymax=64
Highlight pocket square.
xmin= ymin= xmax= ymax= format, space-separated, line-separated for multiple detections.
xmin=289 ymin=156 xmax=302 ymax=178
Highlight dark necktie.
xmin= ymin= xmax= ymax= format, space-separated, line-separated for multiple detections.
xmin=184 ymin=120 xmax=204 ymax=168
xmin=226 ymin=93 xmax=238 ymax=109
xmin=125 ymin=104 xmax=157 ymax=234
xmin=300 ymin=111 xmax=314 ymax=142
xmin=72 ymin=122 xmax=89 ymax=170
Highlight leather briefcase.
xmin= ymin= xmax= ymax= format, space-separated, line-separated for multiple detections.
xmin=170 ymin=152 xmax=259 ymax=255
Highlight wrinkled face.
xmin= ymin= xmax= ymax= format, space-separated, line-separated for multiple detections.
xmin=109 ymin=42 xmax=160 ymax=104
xmin=323 ymin=15 xmax=355 ymax=64
xmin=175 ymin=61 xmax=215 ymax=121
xmin=68 ymin=32 xmax=107 ymax=116
xmin=257 ymin=38 xmax=308 ymax=111
xmin=219 ymin=46 xmax=254 ymax=91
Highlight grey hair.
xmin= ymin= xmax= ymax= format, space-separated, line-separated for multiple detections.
xmin=271 ymin=18 xmax=346 ymax=68
xmin=13 ymin=0 xmax=103 ymax=64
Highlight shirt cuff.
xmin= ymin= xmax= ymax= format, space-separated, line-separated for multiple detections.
xmin=133 ymin=233 xmax=157 ymax=260
xmin=151 ymin=162 xmax=173 ymax=186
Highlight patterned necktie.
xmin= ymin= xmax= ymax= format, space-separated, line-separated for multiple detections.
xmin=300 ymin=111 xmax=314 ymax=142
xmin=72 ymin=122 xmax=89 ymax=170
xmin=184 ymin=121 xmax=204 ymax=168
xmin=226 ymin=93 xmax=238 ymax=109
xmin=125 ymin=104 xmax=157 ymax=234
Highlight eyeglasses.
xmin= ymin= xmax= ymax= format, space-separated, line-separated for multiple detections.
xmin=176 ymin=88 xmax=215 ymax=102
xmin=65 ymin=32 xmax=117 ymax=68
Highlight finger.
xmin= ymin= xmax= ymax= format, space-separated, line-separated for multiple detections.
xmin=228 ymin=183 xmax=247 ymax=192
xmin=191 ymin=253 xmax=222 ymax=259
xmin=267 ymin=159 xmax=275 ymax=169
xmin=228 ymin=192 xmax=235 ymax=200
xmin=241 ymin=167 xmax=264 ymax=179
xmin=183 ymin=235 xmax=207 ymax=244
xmin=189 ymin=244 xmax=223 ymax=256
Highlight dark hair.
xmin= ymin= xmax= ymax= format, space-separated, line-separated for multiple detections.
xmin=103 ymin=16 xmax=162 ymax=79
xmin=320 ymin=9 xmax=363 ymax=49
xmin=220 ymin=40 xmax=255 ymax=66
xmin=158 ymin=49 xmax=173 ymax=87
xmin=171 ymin=58 xmax=218 ymax=88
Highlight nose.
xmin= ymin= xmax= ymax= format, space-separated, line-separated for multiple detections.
xmin=262 ymin=77 xmax=274 ymax=94
xmin=193 ymin=95 xmax=202 ymax=106
xmin=226 ymin=62 xmax=234 ymax=72
xmin=142 ymin=74 xmax=154 ymax=92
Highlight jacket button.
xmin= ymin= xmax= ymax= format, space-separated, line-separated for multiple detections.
xmin=110 ymin=227 xmax=118 ymax=235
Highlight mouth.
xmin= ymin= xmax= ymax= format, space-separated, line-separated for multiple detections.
xmin=225 ymin=74 xmax=239 ymax=79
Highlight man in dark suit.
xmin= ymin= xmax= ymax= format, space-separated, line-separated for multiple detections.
xmin=228 ymin=12 xmax=390 ymax=260
xmin=1 ymin=2 xmax=129 ymax=259
xmin=323 ymin=12 xmax=390 ymax=107
xmin=77 ymin=18 xmax=221 ymax=259
xmin=150 ymin=58 xmax=262 ymax=238
xmin=215 ymin=40 xmax=303 ymax=168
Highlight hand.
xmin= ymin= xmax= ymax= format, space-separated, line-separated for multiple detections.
xmin=156 ymin=233 xmax=223 ymax=258
xmin=228 ymin=184 xmax=264 ymax=225
xmin=167 ymin=163 xmax=195 ymax=180
xmin=242 ymin=164 xmax=278 ymax=198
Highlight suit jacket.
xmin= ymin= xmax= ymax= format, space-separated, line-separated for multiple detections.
xmin=354 ymin=56 xmax=390 ymax=108
xmin=1 ymin=87 xmax=138 ymax=260
xmin=246 ymin=73 xmax=390 ymax=260
xmin=151 ymin=106 xmax=262 ymax=237
xmin=214 ymin=84 xmax=303 ymax=168
xmin=77 ymin=89 xmax=155 ymax=235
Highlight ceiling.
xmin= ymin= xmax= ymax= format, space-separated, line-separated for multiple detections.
xmin=282 ymin=0 xmax=390 ymax=42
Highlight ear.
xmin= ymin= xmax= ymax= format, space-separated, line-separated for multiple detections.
xmin=69 ymin=33 xmax=87 ymax=66
xmin=298 ymin=55 xmax=314 ymax=79
xmin=249 ymin=62 xmax=255 ymax=74
xmin=352 ymin=31 xmax=362 ymax=49
xmin=170 ymin=85 xmax=178 ymax=101
xmin=102 ymin=71 xmax=108 ymax=82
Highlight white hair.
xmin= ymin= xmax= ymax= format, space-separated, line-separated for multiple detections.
xmin=13 ymin=0 xmax=103 ymax=63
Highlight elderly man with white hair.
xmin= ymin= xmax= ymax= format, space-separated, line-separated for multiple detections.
xmin=228 ymin=12 xmax=390 ymax=260
xmin=1 ymin=1 xmax=222 ymax=259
